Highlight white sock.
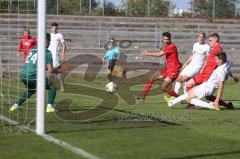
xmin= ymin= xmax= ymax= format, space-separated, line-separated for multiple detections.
xmin=183 ymin=82 xmax=187 ymax=94
xmin=171 ymin=93 xmax=188 ymax=106
xmin=47 ymin=104 xmax=53 ymax=108
xmin=190 ymin=99 xmax=211 ymax=109
xmin=174 ymin=82 xmax=181 ymax=94
xmin=14 ymin=103 xmax=19 ymax=107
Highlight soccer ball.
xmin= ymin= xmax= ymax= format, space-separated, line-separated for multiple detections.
xmin=106 ymin=82 xmax=117 ymax=93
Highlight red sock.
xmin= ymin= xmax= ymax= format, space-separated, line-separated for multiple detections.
xmin=186 ymin=86 xmax=192 ymax=92
xmin=141 ymin=80 xmax=154 ymax=97
xmin=206 ymin=95 xmax=231 ymax=108
xmin=166 ymin=88 xmax=179 ymax=97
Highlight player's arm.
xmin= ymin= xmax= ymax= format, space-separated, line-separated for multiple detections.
xmin=199 ymin=54 xmax=209 ymax=73
xmin=17 ymin=39 xmax=23 ymax=56
xmin=183 ymin=54 xmax=193 ymax=68
xmin=214 ymin=81 xmax=224 ymax=107
xmin=60 ymin=41 xmax=66 ymax=62
xmin=228 ymin=70 xmax=239 ymax=82
xmin=142 ymin=49 xmax=166 ymax=57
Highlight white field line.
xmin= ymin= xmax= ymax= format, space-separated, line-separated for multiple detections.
xmin=0 ymin=115 xmax=102 ymax=159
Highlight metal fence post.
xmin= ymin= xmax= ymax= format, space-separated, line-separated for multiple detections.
xmin=155 ymin=23 xmax=158 ymax=49
xmin=57 ymin=0 xmax=59 ymax=15
xmin=103 ymin=0 xmax=105 ymax=16
xmin=212 ymin=0 xmax=215 ymax=18
xmin=89 ymin=0 xmax=92 ymax=15
xmin=98 ymin=22 xmax=101 ymax=48
xmin=79 ymin=0 xmax=82 ymax=14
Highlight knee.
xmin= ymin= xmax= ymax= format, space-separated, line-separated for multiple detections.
xmin=205 ymin=96 xmax=210 ymax=100
xmin=161 ymin=85 xmax=167 ymax=91
xmin=149 ymin=76 xmax=155 ymax=82
xmin=186 ymin=98 xmax=192 ymax=103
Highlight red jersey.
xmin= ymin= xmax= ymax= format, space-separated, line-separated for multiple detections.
xmin=18 ymin=36 xmax=37 ymax=61
xmin=163 ymin=43 xmax=181 ymax=69
xmin=202 ymin=43 xmax=222 ymax=75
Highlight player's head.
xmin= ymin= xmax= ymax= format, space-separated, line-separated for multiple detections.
xmin=46 ymin=33 xmax=51 ymax=48
xmin=108 ymin=37 xmax=116 ymax=49
xmin=215 ymin=51 xmax=227 ymax=65
xmin=23 ymin=27 xmax=30 ymax=38
xmin=162 ymin=32 xmax=171 ymax=44
xmin=51 ymin=23 xmax=58 ymax=34
xmin=209 ymin=33 xmax=220 ymax=47
xmin=198 ymin=32 xmax=206 ymax=44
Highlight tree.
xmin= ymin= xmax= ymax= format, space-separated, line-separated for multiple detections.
xmin=47 ymin=0 xmax=99 ymax=15
xmin=126 ymin=0 xmax=171 ymax=17
xmin=93 ymin=1 xmax=125 ymax=16
xmin=191 ymin=0 xmax=235 ymax=18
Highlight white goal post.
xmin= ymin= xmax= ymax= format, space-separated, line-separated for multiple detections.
xmin=36 ymin=0 xmax=46 ymax=135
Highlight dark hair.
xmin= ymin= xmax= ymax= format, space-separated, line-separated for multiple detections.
xmin=46 ymin=33 xmax=51 ymax=46
xmin=162 ymin=32 xmax=171 ymax=39
xmin=109 ymin=37 xmax=115 ymax=41
xmin=51 ymin=23 xmax=58 ymax=27
xmin=199 ymin=31 xmax=206 ymax=38
xmin=209 ymin=33 xmax=220 ymax=42
xmin=23 ymin=27 xmax=30 ymax=33
xmin=215 ymin=51 xmax=227 ymax=63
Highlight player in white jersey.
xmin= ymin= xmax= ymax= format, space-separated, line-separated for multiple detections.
xmin=174 ymin=32 xmax=210 ymax=94
xmin=48 ymin=23 xmax=66 ymax=92
xmin=167 ymin=52 xmax=229 ymax=110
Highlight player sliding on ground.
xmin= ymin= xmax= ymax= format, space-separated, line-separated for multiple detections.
xmin=184 ymin=33 xmax=234 ymax=109
xmin=10 ymin=33 xmax=58 ymax=113
xmin=137 ymin=32 xmax=181 ymax=102
xmin=174 ymin=32 xmax=210 ymax=94
xmin=166 ymin=52 xmax=229 ymax=110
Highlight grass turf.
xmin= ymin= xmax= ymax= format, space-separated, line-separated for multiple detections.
xmin=0 ymin=77 xmax=240 ymax=159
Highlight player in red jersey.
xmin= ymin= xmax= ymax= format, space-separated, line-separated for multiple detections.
xmin=137 ymin=32 xmax=181 ymax=102
xmin=186 ymin=33 xmax=233 ymax=109
xmin=186 ymin=33 xmax=222 ymax=89
xmin=17 ymin=27 xmax=37 ymax=62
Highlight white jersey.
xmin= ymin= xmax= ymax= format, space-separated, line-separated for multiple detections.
xmin=48 ymin=33 xmax=65 ymax=67
xmin=190 ymin=42 xmax=210 ymax=67
xmin=194 ymin=62 xmax=230 ymax=99
xmin=206 ymin=62 xmax=230 ymax=89
xmin=180 ymin=43 xmax=210 ymax=77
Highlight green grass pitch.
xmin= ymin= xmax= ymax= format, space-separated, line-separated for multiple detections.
xmin=0 ymin=76 xmax=240 ymax=159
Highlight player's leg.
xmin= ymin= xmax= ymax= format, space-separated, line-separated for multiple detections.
xmin=187 ymin=84 xmax=218 ymax=110
xmin=161 ymin=78 xmax=179 ymax=97
xmin=167 ymin=92 xmax=188 ymax=107
xmin=10 ymin=79 xmax=36 ymax=111
xmin=57 ymin=73 xmax=64 ymax=92
xmin=186 ymin=78 xmax=196 ymax=92
xmin=137 ymin=69 xmax=164 ymax=102
xmin=53 ymin=53 xmax=65 ymax=92
xmin=166 ymin=82 xmax=198 ymax=107
xmin=206 ymin=95 xmax=234 ymax=109
xmin=174 ymin=75 xmax=190 ymax=94
xmin=108 ymin=59 xmax=117 ymax=82
xmin=46 ymin=78 xmax=57 ymax=113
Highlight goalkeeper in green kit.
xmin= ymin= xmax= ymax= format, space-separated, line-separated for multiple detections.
xmin=10 ymin=33 xmax=58 ymax=113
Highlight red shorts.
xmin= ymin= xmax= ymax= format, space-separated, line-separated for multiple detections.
xmin=193 ymin=72 xmax=212 ymax=85
xmin=159 ymin=67 xmax=179 ymax=81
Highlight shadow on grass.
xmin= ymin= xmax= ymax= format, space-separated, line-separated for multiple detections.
xmin=167 ymin=150 xmax=240 ymax=159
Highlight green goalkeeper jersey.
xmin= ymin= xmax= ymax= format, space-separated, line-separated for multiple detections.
xmin=20 ymin=48 xmax=52 ymax=80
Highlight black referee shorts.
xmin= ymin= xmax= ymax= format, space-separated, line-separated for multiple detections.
xmin=108 ymin=59 xmax=117 ymax=71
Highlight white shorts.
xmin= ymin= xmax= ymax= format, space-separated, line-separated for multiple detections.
xmin=180 ymin=64 xmax=202 ymax=78
xmin=51 ymin=52 xmax=61 ymax=67
xmin=193 ymin=82 xmax=216 ymax=99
